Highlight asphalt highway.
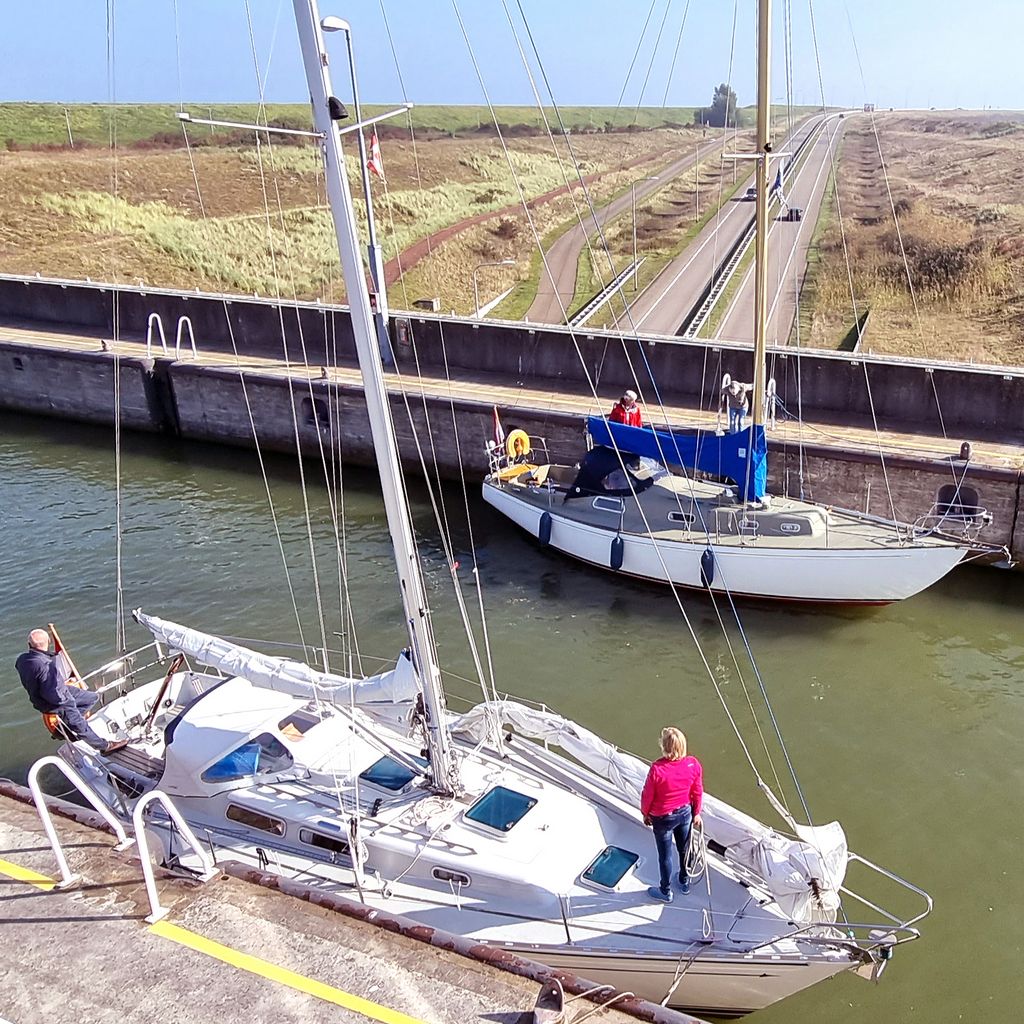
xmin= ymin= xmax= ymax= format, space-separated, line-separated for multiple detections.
xmin=711 ymin=112 xmax=849 ymax=346
xmin=621 ymin=116 xmax=823 ymax=337
xmin=525 ymin=134 xmax=726 ymax=324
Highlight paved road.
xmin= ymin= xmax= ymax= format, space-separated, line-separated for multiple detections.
xmin=525 ymin=134 xmax=727 ymax=325
xmin=712 ymin=113 xmax=848 ymax=346
xmin=622 ymin=118 xmax=821 ymax=337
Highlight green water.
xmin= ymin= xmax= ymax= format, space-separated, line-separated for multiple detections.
xmin=1 ymin=411 xmax=1021 ymax=1022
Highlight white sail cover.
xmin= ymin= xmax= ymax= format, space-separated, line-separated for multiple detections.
xmin=134 ymin=609 xmax=418 ymax=705
xmin=453 ymin=701 xmax=847 ymax=924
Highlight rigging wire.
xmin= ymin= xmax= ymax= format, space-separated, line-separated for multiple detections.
xmin=107 ymin=0 xmax=126 ymax=653
xmin=659 ymin=0 xmax=692 ymax=109
xmin=632 ymin=0 xmax=675 ymax=123
xmin=452 ymin=0 xmax=807 ymax=818
xmin=842 ymin=3 xmax=946 ymax=440
xmin=173 ymin=9 xmax=311 ymax=654
xmin=615 ymin=0 xmax=662 ymax=110
xmin=496 ymin=0 xmax=802 ymax=811
xmin=371 ymin=0 xmax=507 ymax=720
xmin=243 ymin=0 xmax=336 ymax=662
xmin=806 ymin=0 xmax=901 ymax=531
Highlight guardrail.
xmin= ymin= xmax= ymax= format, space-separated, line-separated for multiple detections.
xmin=568 ymin=258 xmax=646 ymax=328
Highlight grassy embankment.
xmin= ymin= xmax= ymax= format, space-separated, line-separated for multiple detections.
xmin=1 ymin=117 xmax=680 ymax=303
xmin=0 ymin=103 xmax=701 ymax=147
xmin=794 ymin=114 xmax=1024 ymax=362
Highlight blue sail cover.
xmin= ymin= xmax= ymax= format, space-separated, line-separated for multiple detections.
xmin=587 ymin=416 xmax=767 ymax=502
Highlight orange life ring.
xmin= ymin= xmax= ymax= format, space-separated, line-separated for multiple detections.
xmin=505 ymin=429 xmax=531 ymax=460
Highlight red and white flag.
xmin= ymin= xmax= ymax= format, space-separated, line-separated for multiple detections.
xmin=366 ymin=131 xmax=385 ymax=182
xmin=492 ymin=406 xmax=505 ymax=449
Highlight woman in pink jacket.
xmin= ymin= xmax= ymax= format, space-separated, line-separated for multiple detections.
xmin=640 ymin=726 xmax=703 ymax=903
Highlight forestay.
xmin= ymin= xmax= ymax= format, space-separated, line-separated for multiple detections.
xmin=453 ymin=700 xmax=846 ymax=923
xmin=134 ymin=609 xmax=419 ymax=705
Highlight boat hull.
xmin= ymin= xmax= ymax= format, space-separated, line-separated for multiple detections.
xmin=483 ymin=482 xmax=964 ymax=604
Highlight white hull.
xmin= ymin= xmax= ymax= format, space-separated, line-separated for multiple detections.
xmin=483 ymin=483 xmax=965 ymax=604
xmin=85 ymin=786 xmax=849 ymax=1017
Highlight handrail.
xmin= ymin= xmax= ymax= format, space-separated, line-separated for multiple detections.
xmin=174 ymin=316 xmax=197 ymax=359
xmin=145 ymin=312 xmax=168 ymax=357
xmin=27 ymin=755 xmax=135 ymax=888
xmin=132 ymin=789 xmax=218 ymax=923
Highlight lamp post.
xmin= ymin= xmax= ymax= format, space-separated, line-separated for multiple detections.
xmin=631 ymin=177 xmax=659 ymax=289
xmin=473 ymin=259 xmax=516 ymax=318
xmin=322 ymin=17 xmax=394 ymax=365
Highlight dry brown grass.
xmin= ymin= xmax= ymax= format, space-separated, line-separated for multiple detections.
xmin=0 ymin=129 xmax=678 ymax=305
xmin=802 ymin=112 xmax=1024 ymax=364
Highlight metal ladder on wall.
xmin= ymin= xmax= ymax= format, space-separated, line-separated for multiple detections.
xmin=145 ymin=313 xmax=198 ymax=360
xmin=27 ymin=755 xmax=218 ymax=923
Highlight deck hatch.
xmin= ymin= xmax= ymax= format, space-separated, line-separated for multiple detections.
xmin=582 ymin=846 xmax=639 ymax=889
xmin=360 ymin=754 xmax=426 ymax=791
xmin=465 ymin=786 xmax=537 ymax=832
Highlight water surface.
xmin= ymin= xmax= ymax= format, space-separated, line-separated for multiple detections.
xmin=1 ymin=411 xmax=1021 ymax=1023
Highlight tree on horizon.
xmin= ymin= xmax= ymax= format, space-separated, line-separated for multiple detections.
xmin=694 ymin=84 xmax=743 ymax=128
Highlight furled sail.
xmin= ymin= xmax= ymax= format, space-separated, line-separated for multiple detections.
xmin=587 ymin=415 xmax=767 ymax=502
xmin=453 ymin=700 xmax=846 ymax=923
xmin=134 ymin=609 xmax=418 ymax=705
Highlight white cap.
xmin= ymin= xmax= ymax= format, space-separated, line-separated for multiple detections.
xmin=623 ymin=389 xmax=638 ymax=401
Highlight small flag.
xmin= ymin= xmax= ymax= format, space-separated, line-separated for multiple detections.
xmin=771 ymin=166 xmax=784 ymax=194
xmin=366 ymin=131 xmax=385 ymax=182
xmin=492 ymin=406 xmax=505 ymax=449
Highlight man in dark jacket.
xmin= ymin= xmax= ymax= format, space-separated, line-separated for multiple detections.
xmin=15 ymin=629 xmax=124 ymax=753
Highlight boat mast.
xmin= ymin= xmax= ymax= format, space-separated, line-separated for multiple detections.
xmin=751 ymin=0 xmax=771 ymax=430
xmin=291 ymin=0 xmax=460 ymax=796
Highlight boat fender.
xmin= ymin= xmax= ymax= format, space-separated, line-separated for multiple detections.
xmin=610 ymin=535 xmax=624 ymax=571
xmin=700 ymin=547 xmax=715 ymax=588
xmin=537 ymin=512 xmax=552 ymax=547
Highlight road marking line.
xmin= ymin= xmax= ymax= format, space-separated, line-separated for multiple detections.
xmin=0 ymin=859 xmax=426 ymax=1024
xmin=149 ymin=920 xmax=427 ymax=1024
xmin=0 ymin=857 xmax=56 ymax=891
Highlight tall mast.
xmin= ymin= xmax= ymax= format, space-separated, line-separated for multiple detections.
xmin=292 ymin=0 xmax=460 ymax=796
xmin=751 ymin=0 xmax=771 ymax=428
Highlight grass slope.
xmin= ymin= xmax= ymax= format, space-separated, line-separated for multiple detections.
xmin=0 ymin=103 xmax=705 ymax=147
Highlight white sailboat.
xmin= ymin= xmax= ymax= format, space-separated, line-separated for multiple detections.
xmin=50 ymin=1 xmax=931 ymax=1016
xmin=482 ymin=4 xmax=1001 ymax=605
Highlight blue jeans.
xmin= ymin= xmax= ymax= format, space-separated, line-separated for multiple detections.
xmin=729 ymin=407 xmax=745 ymax=434
xmin=56 ymin=689 xmax=107 ymax=750
xmin=651 ymin=804 xmax=692 ymax=895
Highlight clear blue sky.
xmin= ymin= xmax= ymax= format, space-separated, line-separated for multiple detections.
xmin=2 ymin=1 xmax=1020 ymax=111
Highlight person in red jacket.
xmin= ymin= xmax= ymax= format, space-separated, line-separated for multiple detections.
xmin=640 ymin=726 xmax=703 ymax=903
xmin=609 ymin=389 xmax=643 ymax=427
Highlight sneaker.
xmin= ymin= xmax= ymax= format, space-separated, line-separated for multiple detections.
xmin=676 ymin=876 xmax=691 ymax=895
xmin=102 ymin=739 xmax=129 ymax=754
xmin=647 ymin=886 xmax=673 ymax=904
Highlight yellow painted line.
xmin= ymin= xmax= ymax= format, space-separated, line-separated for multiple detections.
xmin=0 ymin=858 xmax=426 ymax=1024
xmin=148 ymin=920 xmax=427 ymax=1024
xmin=0 ymin=857 xmax=57 ymax=891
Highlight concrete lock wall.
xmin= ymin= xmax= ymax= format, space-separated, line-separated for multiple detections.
xmin=1 ymin=275 xmax=1022 ymax=439
xmin=0 ymin=341 xmax=164 ymax=432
